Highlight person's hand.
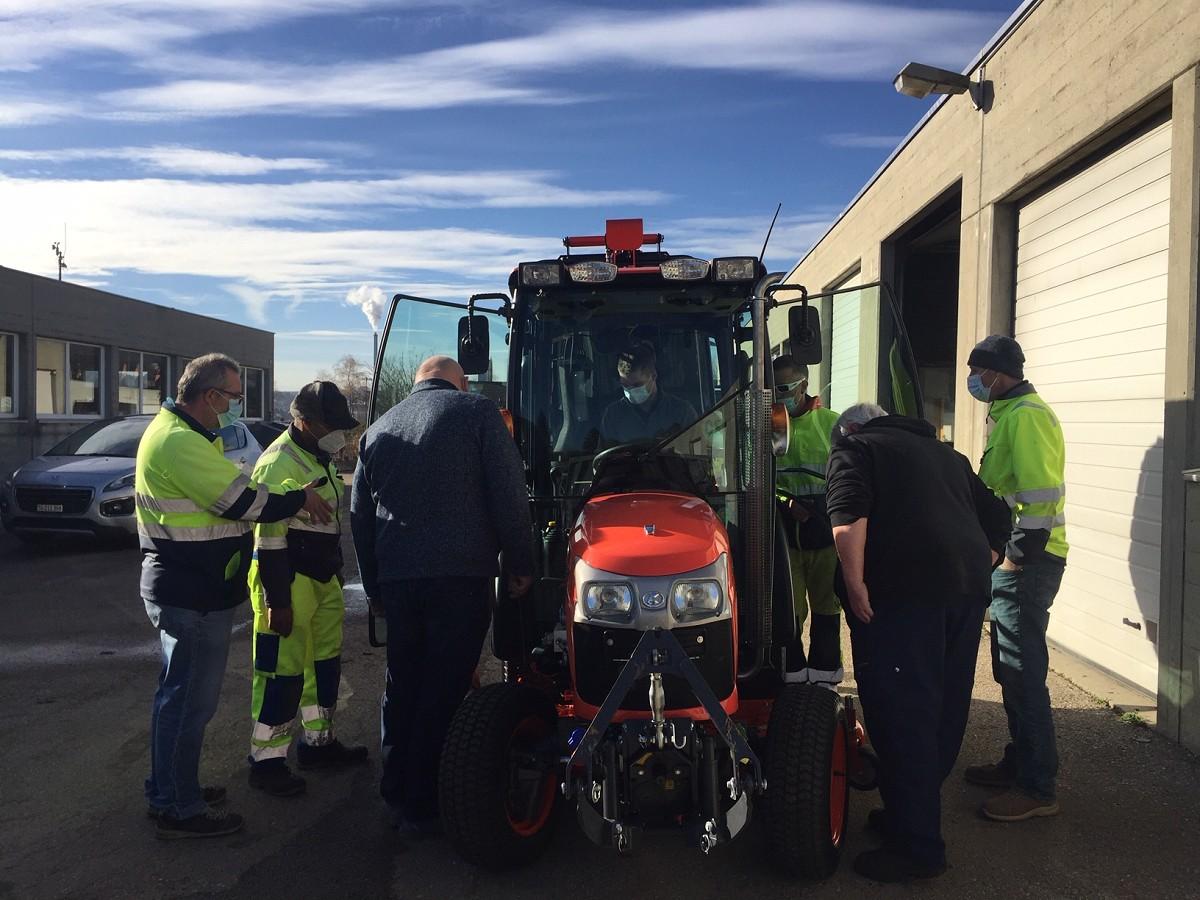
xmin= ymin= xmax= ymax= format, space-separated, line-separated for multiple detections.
xmin=845 ymin=579 xmax=873 ymax=624
xmin=508 ymin=574 xmax=534 ymax=598
xmin=268 ymin=607 xmax=294 ymax=637
xmin=301 ymin=479 xmax=334 ymax=524
xmin=1000 ymin=557 xmax=1023 ymax=572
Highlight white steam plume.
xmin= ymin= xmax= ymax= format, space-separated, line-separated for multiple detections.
xmin=345 ymin=283 xmax=387 ymax=331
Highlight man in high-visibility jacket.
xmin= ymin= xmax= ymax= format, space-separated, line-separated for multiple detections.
xmin=139 ymin=354 xmax=332 ymax=839
xmin=773 ymin=355 xmax=843 ymax=686
xmin=247 ymin=381 xmax=368 ymax=796
xmin=962 ymin=335 xmax=1068 ymax=823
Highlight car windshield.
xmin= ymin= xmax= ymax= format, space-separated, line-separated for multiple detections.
xmin=46 ymin=417 xmax=151 ymax=457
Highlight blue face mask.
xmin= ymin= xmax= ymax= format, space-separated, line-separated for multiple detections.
xmin=967 ymin=373 xmax=993 ymax=403
xmin=211 ymin=394 xmax=243 ymax=428
xmin=783 ymin=396 xmax=801 ymax=416
xmin=623 ymin=384 xmax=651 ymax=406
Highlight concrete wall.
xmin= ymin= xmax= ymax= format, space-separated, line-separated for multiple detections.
xmin=776 ymin=0 xmax=1200 ymax=750
xmin=0 ymin=267 xmax=273 ymax=478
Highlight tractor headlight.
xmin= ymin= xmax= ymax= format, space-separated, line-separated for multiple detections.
xmin=521 ymin=262 xmax=562 ymax=286
xmin=583 ymin=582 xmax=634 ymax=621
xmin=671 ymin=580 xmax=723 ymax=621
xmin=713 ymin=257 xmax=758 ymax=281
xmin=660 ymin=258 xmax=710 ymax=280
xmin=567 ymin=261 xmax=618 ymax=283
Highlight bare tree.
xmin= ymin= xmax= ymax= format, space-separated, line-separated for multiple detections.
xmin=330 ymin=354 xmax=372 ymax=422
xmin=374 ymin=351 xmax=421 ymax=418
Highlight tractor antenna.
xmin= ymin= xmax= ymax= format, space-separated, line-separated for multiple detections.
xmin=758 ymin=203 xmax=782 ymax=264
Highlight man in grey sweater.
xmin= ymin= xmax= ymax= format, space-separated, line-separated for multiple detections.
xmin=351 ymin=356 xmax=533 ymax=836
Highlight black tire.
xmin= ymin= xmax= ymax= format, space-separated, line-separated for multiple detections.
xmin=439 ymin=682 xmax=560 ymax=870
xmin=764 ymin=684 xmax=849 ymax=879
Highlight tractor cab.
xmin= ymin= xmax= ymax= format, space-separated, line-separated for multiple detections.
xmin=369 ymin=218 xmax=923 ymax=875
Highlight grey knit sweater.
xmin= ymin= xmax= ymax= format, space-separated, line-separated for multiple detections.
xmin=350 ymin=379 xmax=534 ymax=597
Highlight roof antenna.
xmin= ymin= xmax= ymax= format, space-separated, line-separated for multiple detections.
xmin=758 ymin=202 xmax=782 ymax=263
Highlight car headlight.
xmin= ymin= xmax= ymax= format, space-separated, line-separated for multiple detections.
xmin=671 ymin=580 xmax=723 ymax=621
xmin=103 ymin=472 xmax=136 ymax=493
xmin=582 ymin=582 xmax=634 ymax=621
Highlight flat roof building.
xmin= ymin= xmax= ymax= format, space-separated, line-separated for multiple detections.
xmin=0 ymin=265 xmax=273 ymax=479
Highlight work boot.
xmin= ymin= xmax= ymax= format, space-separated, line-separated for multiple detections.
xmin=807 ymin=667 xmax=844 ymax=691
xmin=156 ymin=809 xmax=244 ymax=840
xmin=981 ymin=790 xmax=1060 ymax=822
xmin=146 ymin=786 xmax=226 ymax=819
xmin=297 ymin=739 xmax=369 ymax=771
xmin=852 ymin=848 xmax=945 ymax=883
xmin=248 ymin=760 xmax=307 ymax=797
xmin=964 ymin=759 xmax=1016 ymax=788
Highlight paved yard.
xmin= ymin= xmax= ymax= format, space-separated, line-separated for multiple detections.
xmin=1 ymin=521 xmax=1198 ymax=899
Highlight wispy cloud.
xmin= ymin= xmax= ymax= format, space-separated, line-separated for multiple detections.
xmin=824 ymin=133 xmax=904 ymax=149
xmin=0 ymin=99 xmax=76 ymax=126
xmin=0 ymin=146 xmax=330 ymax=175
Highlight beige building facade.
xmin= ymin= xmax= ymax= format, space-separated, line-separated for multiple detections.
xmin=772 ymin=0 xmax=1200 ymax=752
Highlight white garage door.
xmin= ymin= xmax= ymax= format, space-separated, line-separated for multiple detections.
xmin=829 ymin=269 xmax=863 ymax=414
xmin=1014 ymin=121 xmax=1171 ymax=693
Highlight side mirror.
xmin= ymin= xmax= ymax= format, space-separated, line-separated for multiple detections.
xmin=458 ymin=315 xmax=491 ymax=375
xmin=788 ymin=305 xmax=822 ymax=364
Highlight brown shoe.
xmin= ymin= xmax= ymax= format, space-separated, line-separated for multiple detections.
xmin=981 ymin=790 xmax=1060 ymax=822
xmin=964 ymin=761 xmax=1016 ymax=788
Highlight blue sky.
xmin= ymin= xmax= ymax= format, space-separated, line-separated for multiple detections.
xmin=0 ymin=0 xmax=1014 ymax=390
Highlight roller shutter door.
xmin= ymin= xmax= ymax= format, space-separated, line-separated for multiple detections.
xmin=1013 ymin=121 xmax=1171 ymax=692
xmin=829 ymin=269 xmax=863 ymax=414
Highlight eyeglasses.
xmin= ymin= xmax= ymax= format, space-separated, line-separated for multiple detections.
xmin=212 ymin=388 xmax=245 ymax=402
xmin=774 ymin=379 xmax=805 ymax=395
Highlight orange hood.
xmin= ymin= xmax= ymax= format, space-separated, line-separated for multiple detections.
xmin=570 ymin=491 xmax=727 ymax=577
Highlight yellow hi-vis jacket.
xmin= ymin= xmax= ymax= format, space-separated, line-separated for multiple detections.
xmin=136 ymin=402 xmax=306 ymax=612
xmin=979 ymin=385 xmax=1068 ymax=564
xmin=776 ymin=399 xmax=840 ymax=550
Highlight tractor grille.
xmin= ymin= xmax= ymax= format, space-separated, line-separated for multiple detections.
xmin=573 ymin=619 xmax=735 ymax=710
xmin=16 ymin=486 xmax=94 ymax=515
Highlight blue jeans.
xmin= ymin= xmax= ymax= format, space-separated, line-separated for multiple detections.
xmin=989 ymin=562 xmax=1064 ymax=802
xmin=144 ymin=600 xmax=235 ymax=819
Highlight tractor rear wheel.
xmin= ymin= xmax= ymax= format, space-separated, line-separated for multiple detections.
xmin=764 ymin=684 xmax=849 ymax=879
xmin=438 ymin=682 xmax=559 ymax=870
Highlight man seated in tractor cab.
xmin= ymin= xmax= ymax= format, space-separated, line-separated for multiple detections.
xmin=600 ymin=340 xmax=698 ymax=445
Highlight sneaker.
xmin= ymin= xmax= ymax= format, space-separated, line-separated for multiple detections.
xmin=964 ymin=760 xmax=1016 ymax=788
xmin=147 ymin=786 xmax=227 ymax=820
xmin=156 ymin=809 xmax=244 ymax=840
xmin=852 ymin=848 xmax=945 ymax=883
xmin=297 ymin=739 xmax=369 ymax=771
xmin=248 ymin=761 xmax=307 ymax=797
xmin=981 ymin=790 xmax=1059 ymax=822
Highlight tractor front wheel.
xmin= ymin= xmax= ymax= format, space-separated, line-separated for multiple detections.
xmin=438 ymin=682 xmax=560 ymax=870
xmin=764 ymin=683 xmax=849 ymax=879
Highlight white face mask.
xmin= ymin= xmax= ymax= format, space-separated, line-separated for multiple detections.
xmin=317 ymin=430 xmax=347 ymax=453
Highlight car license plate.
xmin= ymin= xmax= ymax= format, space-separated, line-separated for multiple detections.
xmin=37 ymin=504 xmax=64 ymax=513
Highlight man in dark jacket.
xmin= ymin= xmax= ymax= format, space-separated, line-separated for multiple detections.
xmin=826 ymin=404 xmax=1010 ymax=884
xmin=351 ymin=356 xmax=534 ymax=836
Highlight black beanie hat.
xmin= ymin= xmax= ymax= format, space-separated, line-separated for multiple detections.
xmin=968 ymin=334 xmax=1025 ymax=380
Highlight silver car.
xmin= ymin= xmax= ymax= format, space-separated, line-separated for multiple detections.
xmin=0 ymin=415 xmax=266 ymax=543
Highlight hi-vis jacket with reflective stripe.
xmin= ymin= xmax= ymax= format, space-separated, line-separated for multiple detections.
xmin=252 ymin=427 xmax=344 ymax=609
xmin=979 ymin=384 xmax=1068 ymax=565
xmin=777 ymin=401 xmax=841 ymax=499
xmin=136 ymin=402 xmax=307 ymax=612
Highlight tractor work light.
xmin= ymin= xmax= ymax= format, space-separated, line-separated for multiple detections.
xmin=713 ymin=257 xmax=758 ymax=281
xmin=521 ymin=262 xmax=562 ymax=286
xmin=671 ymin=580 xmax=722 ymax=621
xmin=583 ymin=582 xmax=634 ymax=621
xmin=567 ymin=261 xmax=618 ymax=283
xmin=660 ymin=258 xmax=710 ymax=281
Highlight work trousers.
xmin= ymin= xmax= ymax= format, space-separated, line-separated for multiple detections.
xmin=989 ymin=561 xmax=1064 ymax=802
xmin=783 ymin=544 xmax=842 ymax=677
xmin=849 ymin=592 xmax=985 ymax=868
xmin=379 ymin=577 xmax=492 ymax=821
xmin=249 ymin=571 xmax=346 ymax=762
xmin=144 ymin=600 xmax=235 ymax=819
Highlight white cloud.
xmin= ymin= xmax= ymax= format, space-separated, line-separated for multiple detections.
xmin=345 ymin=284 xmax=388 ymax=331
xmin=0 ymin=99 xmax=75 ymax=126
xmin=825 ymin=133 xmax=904 ymax=149
xmin=0 ymin=146 xmax=330 ymax=175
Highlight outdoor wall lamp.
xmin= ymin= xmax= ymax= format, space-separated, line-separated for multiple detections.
xmin=894 ymin=62 xmax=992 ymax=112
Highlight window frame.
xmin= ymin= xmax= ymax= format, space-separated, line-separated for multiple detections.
xmin=117 ymin=348 xmax=170 ymax=415
xmin=0 ymin=331 xmax=17 ymax=418
xmin=36 ymin=337 xmax=105 ymax=420
xmin=240 ymin=365 xmax=265 ymax=421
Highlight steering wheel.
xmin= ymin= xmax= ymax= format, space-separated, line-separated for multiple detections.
xmin=591 ymin=441 xmax=658 ymax=476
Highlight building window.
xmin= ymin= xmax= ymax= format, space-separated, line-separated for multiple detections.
xmin=37 ymin=338 xmax=102 ymax=417
xmin=0 ymin=332 xmax=16 ymax=416
xmin=241 ymin=366 xmax=265 ymax=420
xmin=118 ymin=350 xmax=169 ymax=414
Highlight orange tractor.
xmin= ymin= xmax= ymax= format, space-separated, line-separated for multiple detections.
xmin=369 ymin=219 xmax=923 ymax=876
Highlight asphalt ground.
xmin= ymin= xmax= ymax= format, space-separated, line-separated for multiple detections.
xmin=2 ymin=510 xmax=1199 ymax=899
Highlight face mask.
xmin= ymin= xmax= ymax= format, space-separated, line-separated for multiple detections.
xmin=967 ymin=373 xmax=993 ymax=403
xmin=317 ymin=430 xmax=347 ymax=454
xmin=624 ymin=384 xmax=651 ymax=405
xmin=783 ymin=396 xmax=801 ymax=416
xmin=209 ymin=394 xmax=243 ymax=428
